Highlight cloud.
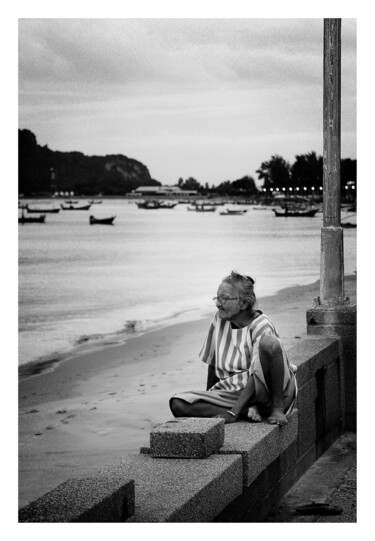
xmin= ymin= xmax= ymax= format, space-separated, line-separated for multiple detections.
xmin=19 ymin=18 xmax=356 ymax=94
xmin=18 ymin=18 xmax=356 ymax=184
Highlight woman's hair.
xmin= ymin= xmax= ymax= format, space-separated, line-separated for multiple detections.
xmin=222 ymin=271 xmax=256 ymax=310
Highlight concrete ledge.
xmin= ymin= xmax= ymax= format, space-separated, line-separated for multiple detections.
xmin=287 ymin=337 xmax=340 ymax=387
xmin=150 ymin=417 xmax=225 ymax=458
xmin=219 ymin=409 xmax=298 ymax=486
xmin=18 ymin=475 xmax=135 ymax=523
xmin=101 ymin=453 xmax=243 ymax=522
xmin=307 ymin=303 xmax=357 ymax=326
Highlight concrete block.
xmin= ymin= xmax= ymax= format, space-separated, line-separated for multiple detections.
xmin=219 ymin=409 xmax=298 ymax=486
xmin=18 ymin=475 xmax=135 ymax=523
xmin=150 ymin=417 xmax=225 ymax=458
xmin=288 ymin=337 xmax=340 ymax=387
xmin=325 ymin=359 xmax=343 ymax=429
xmin=296 ymin=379 xmax=317 ymax=456
xmin=307 ymin=303 xmax=357 ymax=326
xmin=101 ymin=453 xmax=243 ymax=522
xmin=279 ymin=439 xmax=299 ymax=479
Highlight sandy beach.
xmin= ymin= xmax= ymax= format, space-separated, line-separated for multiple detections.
xmin=18 ymin=275 xmax=356 ymax=508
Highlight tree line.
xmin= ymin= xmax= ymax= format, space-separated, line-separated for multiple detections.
xmin=178 ymin=152 xmax=356 ymax=198
xmin=19 ymin=129 xmax=356 ymax=198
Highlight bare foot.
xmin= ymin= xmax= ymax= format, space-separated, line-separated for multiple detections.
xmin=247 ymin=406 xmax=262 ymax=422
xmin=214 ymin=412 xmax=238 ymax=424
xmin=268 ymin=407 xmax=288 ymax=426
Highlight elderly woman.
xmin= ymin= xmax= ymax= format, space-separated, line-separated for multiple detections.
xmin=169 ymin=271 xmax=297 ymax=425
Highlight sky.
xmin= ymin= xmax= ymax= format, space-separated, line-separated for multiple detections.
xmin=18 ymin=17 xmax=356 ymax=186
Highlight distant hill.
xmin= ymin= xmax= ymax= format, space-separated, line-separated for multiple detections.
xmin=18 ymin=129 xmax=161 ymax=196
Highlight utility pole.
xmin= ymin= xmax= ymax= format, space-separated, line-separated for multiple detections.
xmin=307 ymin=18 xmax=356 ymax=430
xmin=319 ymin=18 xmax=345 ymax=305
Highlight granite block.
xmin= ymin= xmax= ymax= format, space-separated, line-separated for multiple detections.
xmin=101 ymin=453 xmax=243 ymax=522
xmin=19 ymin=475 xmax=135 ymax=523
xmin=219 ymin=409 xmax=298 ymax=486
xmin=150 ymin=417 xmax=225 ymax=458
xmin=296 ymin=379 xmax=317 ymax=456
xmin=288 ymin=337 xmax=340 ymax=387
xmin=325 ymin=359 xmax=343 ymax=429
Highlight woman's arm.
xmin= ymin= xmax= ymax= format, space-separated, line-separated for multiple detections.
xmin=215 ymin=375 xmax=256 ymax=423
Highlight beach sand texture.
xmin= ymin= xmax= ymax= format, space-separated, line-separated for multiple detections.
xmin=19 ymin=275 xmax=356 ymax=508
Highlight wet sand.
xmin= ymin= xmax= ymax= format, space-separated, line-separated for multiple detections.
xmin=18 ymin=275 xmax=356 ymax=508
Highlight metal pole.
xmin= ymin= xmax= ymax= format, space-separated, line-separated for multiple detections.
xmin=319 ymin=18 xmax=345 ymax=305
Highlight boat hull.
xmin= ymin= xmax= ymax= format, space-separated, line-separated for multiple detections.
xmin=61 ymin=204 xmax=92 ymax=210
xmin=19 ymin=215 xmax=46 ymax=224
xmin=89 ymin=216 xmax=116 ymax=225
xmin=272 ymin=208 xmax=319 ymax=217
xmin=26 ymin=206 xmax=60 ymax=213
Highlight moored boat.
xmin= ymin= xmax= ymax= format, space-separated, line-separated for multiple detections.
xmin=26 ymin=205 xmax=60 ymax=213
xmin=19 ymin=213 xmax=46 ymax=224
xmin=219 ymin=209 xmax=247 ymax=216
xmin=158 ymin=201 xmax=178 ymax=209
xmin=61 ymin=203 xmax=92 ymax=210
xmin=89 ymin=215 xmax=116 ymax=225
xmin=136 ymin=200 xmax=160 ymax=209
xmin=136 ymin=200 xmax=178 ymax=209
xmin=272 ymin=207 xmax=319 ymax=217
xmin=188 ymin=204 xmax=216 ymax=212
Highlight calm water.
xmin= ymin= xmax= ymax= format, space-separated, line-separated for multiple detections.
xmin=18 ymin=199 xmax=357 ymax=367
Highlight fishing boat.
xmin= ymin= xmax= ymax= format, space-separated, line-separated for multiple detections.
xmin=89 ymin=215 xmax=116 ymax=225
xmin=19 ymin=212 xmax=46 ymax=224
xmin=188 ymin=204 xmax=216 ymax=212
xmin=136 ymin=200 xmax=178 ymax=209
xmin=219 ymin=209 xmax=247 ymax=216
xmin=272 ymin=206 xmax=319 ymax=217
xmin=158 ymin=201 xmax=178 ymax=209
xmin=25 ymin=205 xmax=60 ymax=213
xmin=61 ymin=203 xmax=92 ymax=210
xmin=136 ymin=200 xmax=160 ymax=209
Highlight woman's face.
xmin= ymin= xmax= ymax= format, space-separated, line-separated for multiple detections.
xmin=215 ymin=282 xmax=242 ymax=320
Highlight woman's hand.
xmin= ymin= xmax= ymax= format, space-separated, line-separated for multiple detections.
xmin=214 ymin=412 xmax=239 ymax=424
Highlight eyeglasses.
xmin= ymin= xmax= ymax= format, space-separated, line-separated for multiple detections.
xmin=212 ymin=296 xmax=239 ymax=305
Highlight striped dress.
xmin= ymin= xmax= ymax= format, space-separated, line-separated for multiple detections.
xmin=200 ymin=310 xmax=293 ymax=393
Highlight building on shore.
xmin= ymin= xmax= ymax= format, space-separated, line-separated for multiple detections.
xmin=128 ymin=186 xmax=198 ymax=198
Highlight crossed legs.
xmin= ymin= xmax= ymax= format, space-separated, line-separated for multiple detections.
xmin=170 ymin=334 xmax=290 ymax=425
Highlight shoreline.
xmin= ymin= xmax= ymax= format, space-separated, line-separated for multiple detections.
xmin=19 ymin=275 xmax=356 ymax=508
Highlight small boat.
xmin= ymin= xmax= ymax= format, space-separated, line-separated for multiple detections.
xmin=88 ymin=200 xmax=103 ymax=204
xmin=19 ymin=212 xmax=46 ymax=224
xmin=341 ymin=222 xmax=356 ymax=228
xmin=61 ymin=203 xmax=92 ymax=210
xmin=25 ymin=205 xmax=60 ymax=213
xmin=273 ymin=207 xmax=319 ymax=217
xmin=136 ymin=200 xmax=160 ymax=209
xmin=219 ymin=209 xmax=247 ymax=216
xmin=89 ymin=215 xmax=116 ymax=225
xmin=158 ymin=201 xmax=178 ymax=209
xmin=189 ymin=204 xmax=216 ymax=212
xmin=65 ymin=200 xmax=78 ymax=204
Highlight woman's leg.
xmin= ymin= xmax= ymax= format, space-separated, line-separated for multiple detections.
xmin=259 ymin=334 xmax=289 ymax=425
xmin=170 ymin=398 xmax=229 ymax=418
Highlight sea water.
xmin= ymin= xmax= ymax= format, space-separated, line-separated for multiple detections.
xmin=18 ymin=199 xmax=357 ymax=367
